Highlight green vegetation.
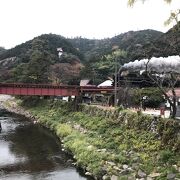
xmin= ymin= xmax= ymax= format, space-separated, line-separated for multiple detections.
xmin=142 ymin=21 xmax=180 ymax=58
xmin=132 ymin=87 xmax=165 ymax=108
xmin=23 ymin=100 xmax=180 ymax=179
xmin=0 ymin=34 xmax=83 ymax=84
xmin=0 ymin=29 xmax=166 ymax=85
xmin=68 ymin=30 xmax=162 ymax=61
xmin=80 ymin=49 xmax=127 ymax=84
xmin=0 ymin=46 xmax=5 ymax=54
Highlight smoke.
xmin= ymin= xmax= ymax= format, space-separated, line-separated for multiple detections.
xmin=122 ymin=55 xmax=180 ymax=73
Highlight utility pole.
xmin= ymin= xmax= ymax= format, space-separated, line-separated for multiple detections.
xmin=114 ymin=57 xmax=117 ymax=106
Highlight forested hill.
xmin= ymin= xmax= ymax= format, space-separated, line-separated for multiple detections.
xmin=0 ymin=34 xmax=83 ymax=84
xmin=0 ymin=47 xmax=6 ymax=55
xmin=68 ymin=29 xmax=163 ymax=60
xmin=0 ymin=23 xmax=179 ymax=85
xmin=0 ymin=34 xmax=83 ymax=62
xmin=139 ymin=21 xmax=180 ymax=58
xmin=68 ymin=24 xmax=180 ymax=83
xmin=1 ymin=30 xmax=163 ymax=84
xmin=68 ymin=30 xmax=164 ymax=83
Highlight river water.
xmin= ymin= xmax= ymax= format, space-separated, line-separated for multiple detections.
xmin=0 ymin=111 xmax=90 ymax=180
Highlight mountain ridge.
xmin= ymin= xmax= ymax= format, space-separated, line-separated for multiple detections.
xmin=0 ymin=23 xmax=179 ymax=84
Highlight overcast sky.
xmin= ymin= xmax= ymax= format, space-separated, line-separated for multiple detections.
xmin=0 ymin=0 xmax=179 ymax=49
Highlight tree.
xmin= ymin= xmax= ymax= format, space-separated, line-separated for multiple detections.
xmin=87 ymin=49 xmax=127 ymax=84
xmin=128 ymin=0 xmax=179 ymax=28
xmin=0 ymin=46 xmax=5 ymax=52
xmin=26 ymin=50 xmax=51 ymax=83
xmin=128 ymin=0 xmax=173 ymax=7
xmin=145 ymin=58 xmax=179 ymax=118
xmin=127 ymin=0 xmax=180 ymax=118
xmin=50 ymin=62 xmax=82 ymax=85
xmin=49 ymin=52 xmax=82 ymax=85
xmin=15 ymin=38 xmax=54 ymax=83
xmin=122 ymin=56 xmax=180 ymax=118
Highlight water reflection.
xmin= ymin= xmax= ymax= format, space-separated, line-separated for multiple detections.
xmin=0 ymin=113 xmax=90 ymax=180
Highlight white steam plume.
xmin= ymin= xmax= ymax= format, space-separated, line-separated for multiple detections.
xmin=122 ymin=55 xmax=180 ymax=73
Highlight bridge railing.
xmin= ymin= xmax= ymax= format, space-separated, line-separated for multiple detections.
xmin=0 ymin=83 xmax=79 ymax=89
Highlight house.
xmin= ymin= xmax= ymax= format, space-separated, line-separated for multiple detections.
xmin=97 ymin=80 xmax=113 ymax=87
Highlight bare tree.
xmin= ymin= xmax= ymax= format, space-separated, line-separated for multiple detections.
xmin=50 ymin=62 xmax=82 ymax=85
xmin=121 ymin=56 xmax=180 ymax=119
xmin=145 ymin=59 xmax=179 ymax=119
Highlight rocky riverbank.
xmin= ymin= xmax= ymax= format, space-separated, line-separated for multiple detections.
xmin=0 ymin=95 xmax=35 ymax=120
xmin=0 ymin=96 xmax=180 ymax=180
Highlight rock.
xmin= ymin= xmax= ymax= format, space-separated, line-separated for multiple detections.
xmin=87 ymin=145 xmax=93 ymax=150
xmin=172 ymin=165 xmax=177 ymax=169
xmin=131 ymin=163 xmax=139 ymax=170
xmin=107 ymin=161 xmax=116 ymax=166
xmin=128 ymin=150 xmax=133 ymax=154
xmin=0 ymin=170 xmax=5 ymax=176
xmin=103 ymin=175 xmax=110 ymax=180
xmin=148 ymin=172 xmax=161 ymax=178
xmin=125 ymin=119 xmax=128 ymax=125
xmin=172 ymin=165 xmax=180 ymax=172
xmin=146 ymin=177 xmax=153 ymax=180
xmin=111 ymin=175 xmax=118 ymax=180
xmin=85 ymin=172 xmax=92 ymax=176
xmin=67 ymin=159 xmax=73 ymax=163
xmin=167 ymin=173 xmax=176 ymax=179
xmin=132 ymin=156 xmax=140 ymax=163
xmin=127 ymin=167 xmax=134 ymax=172
xmin=137 ymin=169 xmax=147 ymax=178
xmin=101 ymin=148 xmax=107 ymax=152
xmin=97 ymin=148 xmax=106 ymax=152
xmin=120 ymin=169 xmax=129 ymax=175
xmin=127 ymin=176 xmax=135 ymax=180
xmin=122 ymin=164 xmax=128 ymax=169
xmin=113 ymin=166 xmax=121 ymax=171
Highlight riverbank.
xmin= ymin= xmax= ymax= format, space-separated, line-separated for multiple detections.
xmin=0 ymin=95 xmax=35 ymax=120
xmin=1 ymin=96 xmax=180 ymax=180
xmin=0 ymin=96 xmax=89 ymax=180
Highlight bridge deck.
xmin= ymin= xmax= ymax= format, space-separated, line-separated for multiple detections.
xmin=0 ymin=83 xmax=114 ymax=96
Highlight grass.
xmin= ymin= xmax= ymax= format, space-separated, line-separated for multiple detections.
xmin=22 ymin=100 xmax=180 ymax=179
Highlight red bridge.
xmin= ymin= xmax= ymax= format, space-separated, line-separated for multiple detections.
xmin=0 ymin=83 xmax=114 ymax=96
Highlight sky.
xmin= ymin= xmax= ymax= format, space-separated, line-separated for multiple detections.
xmin=0 ymin=0 xmax=179 ymax=49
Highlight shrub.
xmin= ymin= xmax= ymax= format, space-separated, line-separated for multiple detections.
xmin=56 ymin=124 xmax=73 ymax=137
xmin=158 ymin=150 xmax=175 ymax=165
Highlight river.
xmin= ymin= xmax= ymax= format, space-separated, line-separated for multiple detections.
xmin=0 ymin=111 xmax=91 ymax=180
